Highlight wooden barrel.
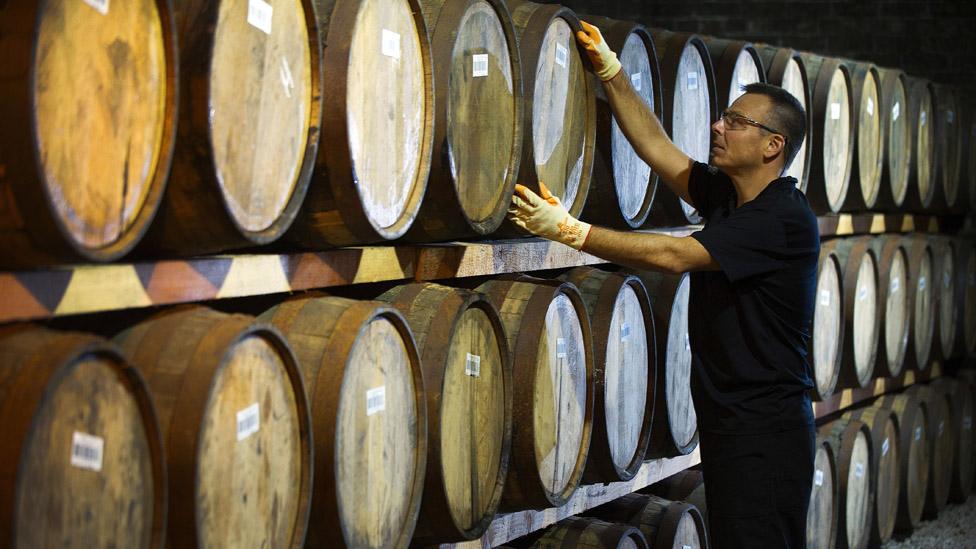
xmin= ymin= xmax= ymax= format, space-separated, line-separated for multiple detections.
xmin=905 ymin=78 xmax=936 ymax=212
xmin=812 ymin=243 xmax=844 ymax=400
xmin=633 ymin=272 xmax=698 ymax=458
xmin=876 ymin=68 xmax=912 ymax=211
xmin=966 ymin=102 xmax=976 ymax=212
xmin=842 ymin=61 xmax=883 ymax=211
xmin=799 ymin=53 xmax=854 ymax=215
xmin=285 ymin=0 xmax=434 ymax=247
xmin=114 ymin=306 xmax=312 ymax=548
xmin=644 ymin=470 xmax=709 ymax=532
xmin=579 ymin=16 xmax=661 ymax=229
xmin=533 ymin=516 xmax=649 ymax=549
xmin=649 ymin=30 xmax=716 ymax=226
xmin=407 ymin=0 xmax=523 ymax=240
xmin=807 ymin=433 xmax=839 ymax=549
xmin=477 ymin=276 xmax=594 ymax=510
xmin=376 ymin=282 xmax=512 ymax=542
xmin=755 ymin=45 xmax=812 ymax=192
xmin=903 ymin=236 xmax=935 ymax=371
xmin=819 ymin=417 xmax=873 ymax=549
xmin=956 ymin=240 xmax=976 ymax=357
xmin=503 ymin=1 xmax=595 ymax=231
xmin=873 ymin=391 xmax=929 ymax=533
xmin=842 ymin=406 xmax=900 ymax=545
xmin=932 ymin=84 xmax=962 ymax=212
xmin=933 ymin=378 xmax=975 ymax=503
xmin=822 ymin=237 xmax=880 ymax=389
xmin=0 ymin=327 xmax=165 ymax=547
xmin=870 ymin=235 xmax=910 ymax=378
xmin=0 ymin=0 xmax=177 ymax=267
xmin=904 ymin=384 xmax=953 ymax=520
xmin=560 ymin=267 xmax=655 ymax=482
xmin=703 ymin=37 xmax=765 ymax=109
xmin=257 ymin=296 xmax=426 ymax=548
xmin=586 ymin=493 xmax=708 ymax=549
xmin=931 ymin=236 xmax=959 ymax=361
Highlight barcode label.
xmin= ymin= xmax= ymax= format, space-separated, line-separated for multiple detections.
xmin=858 ymin=286 xmax=868 ymax=301
xmin=83 ymin=0 xmax=109 ymax=15
xmin=918 ymin=277 xmax=926 ymax=291
xmin=236 ymin=403 xmax=260 ymax=441
xmin=366 ymin=386 xmax=386 ymax=416
xmin=890 ymin=277 xmax=900 ymax=293
xmin=465 ymin=353 xmax=481 ymax=377
xmin=472 ymin=54 xmax=489 ymax=77
xmin=814 ymin=469 xmax=824 ymax=486
xmin=892 ymin=102 xmax=900 ymax=121
xmin=687 ymin=72 xmax=699 ymax=90
xmin=247 ymin=0 xmax=273 ymax=35
xmin=938 ymin=421 xmax=944 ymax=436
xmin=915 ymin=426 xmax=922 ymax=441
xmin=556 ymin=337 xmax=567 ymax=359
xmin=854 ymin=462 xmax=865 ymax=478
xmin=964 ymin=416 xmax=972 ymax=430
xmin=921 ymin=110 xmax=927 ymax=126
xmin=830 ymin=103 xmax=841 ymax=120
xmin=382 ymin=29 xmax=401 ymax=59
xmin=631 ymin=73 xmax=642 ymax=91
xmin=555 ymin=44 xmax=568 ymax=68
xmin=947 ymin=110 xmax=955 ymax=124
xmin=279 ymin=57 xmax=294 ymax=98
xmin=70 ymin=431 xmax=104 ymax=472
xmin=882 ymin=437 xmax=890 ymax=456
xmin=620 ymin=323 xmax=631 ymax=342
xmin=820 ymin=289 xmax=831 ymax=307
xmin=867 ymin=97 xmax=874 ymax=116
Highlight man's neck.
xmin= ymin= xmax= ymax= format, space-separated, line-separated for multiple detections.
xmin=726 ymin=166 xmax=784 ymax=208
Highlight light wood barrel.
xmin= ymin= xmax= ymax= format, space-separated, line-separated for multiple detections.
xmin=843 ymin=406 xmax=900 ymax=545
xmin=823 ymin=237 xmax=880 ymax=389
xmin=819 ymin=417 xmax=873 ymax=549
xmin=800 ymin=53 xmax=854 ymax=215
xmin=842 ymin=61 xmax=883 ymax=211
xmin=905 ymin=78 xmax=936 ymax=212
xmin=561 ymin=267 xmax=655 ymax=482
xmin=704 ymin=37 xmax=765 ymax=109
xmin=874 ymin=391 xmax=929 ymax=533
xmin=931 ymin=236 xmax=959 ymax=361
xmin=649 ymin=30 xmax=716 ymax=226
xmin=114 ymin=306 xmax=312 ymax=548
xmin=407 ymin=0 xmax=523 ymax=240
xmin=503 ymin=1 xmax=595 ymax=232
xmin=586 ymin=493 xmax=708 ymax=549
xmin=579 ymin=16 xmax=661 ymax=229
xmin=0 ymin=0 xmax=177 ymax=267
xmin=0 ymin=327 xmax=165 ymax=548
xmin=904 ymin=384 xmax=953 ymax=520
xmin=812 ymin=244 xmax=844 ymax=400
xmin=755 ymin=45 xmax=812 ymax=192
xmin=807 ymin=434 xmax=839 ymax=549
xmin=644 ymin=470 xmax=709 ymax=529
xmin=477 ymin=276 xmax=595 ymax=510
xmin=286 ymin=0 xmax=434 ymax=247
xmin=257 ymin=295 xmax=426 ymax=548
xmin=635 ymin=272 xmax=698 ymax=458
xmin=533 ymin=516 xmax=649 ymax=549
xmin=956 ymin=240 xmax=976 ymax=357
xmin=876 ymin=68 xmax=911 ymax=211
xmin=933 ymin=378 xmax=974 ymax=503
xmin=870 ymin=235 xmax=910 ymax=378
xmin=377 ymin=282 xmax=512 ymax=542
xmin=932 ymin=84 xmax=962 ymax=212
xmin=903 ymin=236 xmax=935 ymax=371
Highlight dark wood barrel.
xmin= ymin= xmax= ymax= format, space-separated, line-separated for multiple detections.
xmin=586 ymin=493 xmax=708 ymax=549
xmin=932 ymin=84 xmax=963 ymax=212
xmin=503 ymin=1 xmax=595 ymax=233
xmin=407 ymin=0 xmax=523 ymax=240
xmin=703 ymin=37 xmax=765 ymax=109
xmin=649 ymin=30 xmax=717 ymax=226
xmin=578 ymin=16 xmax=662 ymax=229
xmin=755 ymin=45 xmax=812 ymax=192
xmin=258 ymin=295 xmax=426 ymax=548
xmin=0 ymin=326 xmax=165 ymax=547
xmin=843 ymin=406 xmax=900 ymax=545
xmin=842 ymin=61 xmax=884 ymax=211
xmin=870 ymin=235 xmax=910 ymax=378
xmin=876 ymin=68 xmax=912 ymax=211
xmin=800 ymin=53 xmax=854 ymax=215
xmin=0 ymin=0 xmax=177 ymax=267
xmin=933 ymin=377 xmax=974 ymax=503
xmin=903 ymin=236 xmax=935 ymax=372
xmin=956 ymin=240 xmax=976 ymax=358
xmin=819 ymin=417 xmax=873 ymax=549
xmin=931 ymin=236 xmax=959 ymax=361
xmin=807 ymin=433 xmax=839 ymax=549
xmin=377 ymin=282 xmax=512 ymax=542
xmin=966 ymin=102 xmax=976 ymax=212
xmin=904 ymin=384 xmax=953 ymax=520
xmin=477 ymin=276 xmax=595 ymax=510
xmin=286 ymin=0 xmax=435 ymax=247
xmin=532 ymin=516 xmax=649 ymax=549
xmin=812 ymin=243 xmax=844 ymax=400
xmin=560 ymin=267 xmax=655 ymax=482
xmin=644 ymin=470 xmax=708 ymax=524
xmin=822 ymin=237 xmax=880 ymax=389
xmin=874 ymin=391 xmax=929 ymax=533
xmin=114 ymin=306 xmax=313 ymax=548
xmin=904 ymin=77 xmax=937 ymax=212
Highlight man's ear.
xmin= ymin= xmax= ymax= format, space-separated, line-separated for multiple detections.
xmin=765 ymin=134 xmax=786 ymax=160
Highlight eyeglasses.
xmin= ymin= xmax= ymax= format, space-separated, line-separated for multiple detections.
xmin=719 ymin=110 xmax=787 ymax=144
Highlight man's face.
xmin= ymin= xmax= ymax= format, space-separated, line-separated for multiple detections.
xmin=709 ymin=94 xmax=780 ymax=172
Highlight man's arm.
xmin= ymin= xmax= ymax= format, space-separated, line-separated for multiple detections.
xmin=582 ymin=225 xmax=719 ymax=275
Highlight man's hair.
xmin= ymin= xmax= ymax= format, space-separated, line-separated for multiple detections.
xmin=741 ymin=82 xmax=807 ymax=173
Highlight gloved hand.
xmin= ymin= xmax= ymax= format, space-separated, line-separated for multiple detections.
xmin=576 ymin=21 xmax=622 ymax=81
xmin=508 ymin=182 xmax=592 ymax=250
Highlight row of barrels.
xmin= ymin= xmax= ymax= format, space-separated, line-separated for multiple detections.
xmin=811 ymin=232 xmax=976 ymax=400
xmin=4 ymin=1 xmax=972 ymax=269
xmin=0 ymin=266 xmax=699 ymax=547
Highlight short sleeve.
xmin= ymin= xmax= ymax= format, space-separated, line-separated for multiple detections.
xmin=691 ymin=207 xmax=788 ymax=282
xmin=688 ymin=162 xmax=734 ymax=220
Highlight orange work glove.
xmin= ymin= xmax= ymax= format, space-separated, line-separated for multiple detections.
xmin=576 ymin=21 xmax=622 ymax=81
xmin=508 ymin=182 xmax=592 ymax=250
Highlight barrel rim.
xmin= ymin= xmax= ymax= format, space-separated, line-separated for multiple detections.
xmin=812 ymin=246 xmax=845 ymax=401
xmin=872 ymin=235 xmax=910 ymax=378
xmin=844 ymin=61 xmax=884 ymax=210
xmin=803 ymin=53 xmax=855 ymax=214
xmin=877 ymin=68 xmax=911 ymax=209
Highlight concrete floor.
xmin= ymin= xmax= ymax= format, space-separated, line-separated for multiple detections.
xmin=882 ymin=494 xmax=976 ymax=548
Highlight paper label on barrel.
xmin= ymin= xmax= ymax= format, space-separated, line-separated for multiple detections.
xmin=687 ymin=72 xmax=699 ymax=90
xmin=915 ymin=426 xmax=922 ymax=441
xmin=366 ymin=386 xmax=386 ymax=416
xmin=472 ymin=54 xmax=489 ymax=77
xmin=854 ymin=462 xmax=865 ymax=478
xmin=83 ymin=0 xmax=109 ymax=15
xmin=70 ymin=431 xmax=104 ymax=472
xmin=890 ymin=277 xmax=900 ymax=293
xmin=921 ymin=110 xmax=927 ymax=126
xmin=556 ymin=337 xmax=567 ymax=359
xmin=631 ymin=73 xmax=642 ymax=91
xmin=621 ymin=323 xmax=631 ymax=342
xmin=236 ymin=403 xmax=260 ymax=441
xmin=939 ymin=421 xmax=944 ymax=436
xmin=858 ymin=286 xmax=868 ymax=301
xmin=830 ymin=102 xmax=841 ymax=120
xmin=892 ymin=102 xmax=900 ymax=121
xmin=882 ymin=437 xmax=890 ymax=456
xmin=279 ymin=57 xmax=294 ymax=98
xmin=814 ymin=469 xmax=824 ymax=486
xmin=382 ymin=29 xmax=401 ymax=60
xmin=465 ymin=353 xmax=481 ymax=377
xmin=247 ymin=0 xmax=273 ymax=35
xmin=820 ymin=289 xmax=831 ymax=307
xmin=866 ymin=97 xmax=874 ymax=116
xmin=684 ymin=333 xmax=691 ymax=352
xmin=918 ymin=276 xmax=926 ymax=291
xmin=964 ymin=416 xmax=972 ymax=430
xmin=555 ymin=44 xmax=568 ymax=68
xmin=947 ymin=110 xmax=955 ymax=124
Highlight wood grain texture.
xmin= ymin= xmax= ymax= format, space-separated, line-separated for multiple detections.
xmin=642 ymin=470 xmax=708 ymax=525
xmin=877 ymin=69 xmax=911 ymax=211
xmin=844 ymin=63 xmax=883 ymax=211
xmin=819 ymin=417 xmax=873 ymax=549
xmin=585 ymin=493 xmax=706 ymax=549
xmin=813 ymin=246 xmax=844 ymax=400
xmin=703 ymin=37 xmax=764 ymax=110
xmin=957 ymin=241 xmax=976 ymax=357
xmin=531 ymin=516 xmax=648 ymax=549
xmin=930 ymin=237 xmax=958 ymax=361
xmin=902 ymin=236 xmax=935 ymax=371
xmin=843 ymin=406 xmax=900 ymax=545
xmin=258 ymin=296 xmax=426 ymax=548
xmin=870 ymin=235 xmax=910 ymax=378
xmin=904 ymin=384 xmax=953 ymax=520
xmin=801 ymin=53 xmax=854 ymax=215
xmin=823 ymin=237 xmax=880 ymax=390
xmin=114 ymin=306 xmax=312 ymax=549
xmin=905 ymin=78 xmax=936 ymax=212
xmin=933 ymin=377 xmax=974 ymax=503
xmin=932 ymin=84 xmax=962 ymax=211
xmin=0 ymin=327 xmax=165 ymax=548
xmin=755 ymin=45 xmax=812 ymax=192
xmin=874 ymin=391 xmax=929 ymax=532
xmin=807 ymin=434 xmax=838 ymax=549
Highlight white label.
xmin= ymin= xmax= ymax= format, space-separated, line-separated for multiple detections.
xmin=830 ymin=102 xmax=841 ymax=120
xmin=556 ymin=337 xmax=567 ymax=359
xmin=236 ymin=403 xmax=260 ymax=441
xmin=866 ymin=97 xmax=874 ymax=116
xmin=70 ymin=431 xmax=104 ymax=472
xmin=820 ymin=289 xmax=831 ymax=307
xmin=555 ymin=44 xmax=568 ymax=68
xmin=858 ymin=286 xmax=868 ymax=301
xmin=854 ymin=462 xmax=865 ymax=478
xmin=921 ymin=110 xmax=927 ymax=126
xmin=687 ymin=71 xmax=699 ymax=90
xmin=947 ymin=110 xmax=955 ymax=124
xmin=890 ymin=277 xmax=901 ymax=294
xmin=944 ymin=272 xmax=952 ymax=289
xmin=83 ymin=0 xmax=109 ymax=15
xmin=683 ymin=546 xmax=692 ymax=549
xmin=465 ymin=353 xmax=481 ymax=377
xmin=684 ymin=333 xmax=691 ymax=352
xmin=964 ymin=416 xmax=972 ymax=430
xmin=814 ymin=469 xmax=824 ymax=486
xmin=631 ymin=72 xmax=642 ymax=91
xmin=366 ymin=386 xmax=386 ymax=416
xmin=918 ymin=276 xmax=927 ymax=291
xmin=892 ymin=102 xmax=900 ymax=121
xmin=882 ymin=437 xmax=890 ymax=456
xmin=939 ymin=421 xmax=945 ymax=436
xmin=620 ymin=323 xmax=631 ymax=342
xmin=472 ymin=54 xmax=489 ymax=77
xmin=279 ymin=57 xmax=294 ymax=98
xmin=915 ymin=426 xmax=922 ymax=441
xmin=247 ymin=0 xmax=273 ymax=35
xmin=382 ymin=29 xmax=401 ymax=60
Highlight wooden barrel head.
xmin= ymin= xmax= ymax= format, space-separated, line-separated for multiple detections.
xmin=852 ymin=249 xmax=879 ymax=385
xmin=824 ymin=67 xmax=853 ymax=211
xmin=877 ymin=237 xmax=910 ymax=377
xmin=807 ymin=436 xmax=837 ymax=549
xmin=904 ymin=399 xmax=929 ymax=528
xmin=906 ymin=238 xmax=935 ymax=370
xmin=845 ymin=429 xmax=871 ymax=549
xmin=671 ymin=510 xmax=704 ymax=549
xmin=854 ymin=67 xmax=883 ymax=208
xmin=665 ymin=276 xmax=697 ymax=451
xmin=935 ymin=239 xmax=958 ymax=358
xmin=949 ymin=380 xmax=974 ymax=502
xmin=614 ymin=33 xmax=655 ymax=221
xmin=671 ymin=41 xmax=710 ymax=223
xmin=875 ymin=393 xmax=929 ymax=531
xmin=814 ymin=249 xmax=843 ymax=399
xmin=756 ymin=46 xmax=811 ymax=191
xmin=934 ymin=86 xmax=962 ymax=209
xmin=965 ymin=247 xmax=976 ymax=356
xmin=537 ymin=516 xmax=649 ymax=549
xmin=728 ymin=48 xmax=762 ymax=104
xmin=846 ymin=406 xmax=899 ymax=544
xmin=913 ymin=81 xmax=935 ymax=209
xmin=882 ymin=70 xmax=911 ymax=208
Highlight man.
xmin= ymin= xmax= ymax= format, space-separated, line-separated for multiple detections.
xmin=508 ymin=21 xmax=819 ymax=548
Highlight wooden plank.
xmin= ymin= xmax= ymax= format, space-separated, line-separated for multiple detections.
xmin=814 ymin=361 xmax=943 ymax=419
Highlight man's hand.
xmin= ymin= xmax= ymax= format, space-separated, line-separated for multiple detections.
xmin=508 ymin=182 xmax=592 ymax=250
xmin=576 ymin=21 xmax=622 ymax=81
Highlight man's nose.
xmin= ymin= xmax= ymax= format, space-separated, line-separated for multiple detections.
xmin=711 ymin=118 xmax=724 ymax=134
